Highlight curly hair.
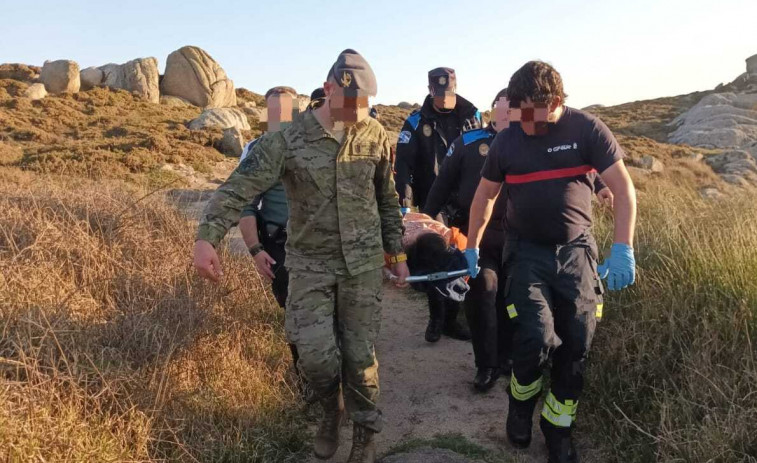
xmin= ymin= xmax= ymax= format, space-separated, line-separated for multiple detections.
xmin=506 ymin=61 xmax=567 ymax=106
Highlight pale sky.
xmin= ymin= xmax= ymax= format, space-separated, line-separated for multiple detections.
xmin=1 ymin=0 xmax=755 ymax=109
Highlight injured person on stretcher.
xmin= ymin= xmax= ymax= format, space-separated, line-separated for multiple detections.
xmin=384 ymin=212 xmax=471 ymax=302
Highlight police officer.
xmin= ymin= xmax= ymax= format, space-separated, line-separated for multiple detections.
xmin=424 ymin=89 xmax=613 ymax=393
xmin=193 ymin=49 xmax=408 ymax=463
xmin=394 ymin=67 xmax=481 ymax=210
xmin=393 ymin=68 xmax=480 ymax=344
xmin=466 ymin=61 xmax=637 ymax=463
xmin=237 ymin=86 xmax=317 ymax=401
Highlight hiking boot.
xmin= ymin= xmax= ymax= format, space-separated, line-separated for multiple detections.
xmin=425 ymin=318 xmax=443 ymax=342
xmin=313 ymin=390 xmax=344 ymax=459
xmin=346 ymin=423 xmax=376 ymax=463
xmin=425 ymin=292 xmax=445 ymax=343
xmin=443 ymin=301 xmax=471 ymax=341
xmin=506 ymin=394 xmax=537 ymax=449
xmin=541 ymin=418 xmax=579 ymax=463
xmin=473 ymin=367 xmax=501 ymax=392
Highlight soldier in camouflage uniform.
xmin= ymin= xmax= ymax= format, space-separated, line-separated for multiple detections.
xmin=193 ymin=49 xmax=408 ymax=463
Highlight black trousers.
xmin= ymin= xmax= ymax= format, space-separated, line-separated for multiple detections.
xmin=464 ymin=228 xmax=512 ymax=369
xmin=260 ymin=225 xmax=295 ymax=364
xmin=260 ymin=226 xmax=289 ymax=309
xmin=503 ymin=232 xmax=603 ymax=426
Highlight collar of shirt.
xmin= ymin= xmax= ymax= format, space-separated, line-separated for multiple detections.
xmin=302 ymin=110 xmax=373 ymax=143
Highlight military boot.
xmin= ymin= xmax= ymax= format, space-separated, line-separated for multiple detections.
xmin=425 ymin=293 xmax=445 ymax=343
xmin=541 ymin=418 xmax=579 ymax=463
xmin=346 ymin=423 xmax=376 ymax=463
xmin=506 ymin=394 xmax=537 ymax=449
xmin=442 ymin=301 xmax=471 ymax=341
xmin=313 ymin=390 xmax=344 ymax=459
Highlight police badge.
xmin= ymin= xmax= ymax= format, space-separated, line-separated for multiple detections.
xmin=479 ymin=143 xmax=490 ymax=156
xmin=423 ymin=124 xmax=432 ymax=137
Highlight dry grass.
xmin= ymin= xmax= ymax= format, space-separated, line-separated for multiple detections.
xmin=586 ymin=178 xmax=757 ymax=462
xmin=0 ymin=80 xmax=264 ymax=179
xmin=0 ymin=168 xmax=308 ymax=462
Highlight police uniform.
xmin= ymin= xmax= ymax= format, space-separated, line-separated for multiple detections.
xmin=480 ymin=106 xmax=623 ymax=457
xmin=394 ymin=68 xmax=481 ymax=210
xmin=240 ymin=140 xmax=290 ymax=307
xmin=197 ymin=80 xmax=403 ymax=436
xmin=425 ymin=127 xmax=609 ymax=389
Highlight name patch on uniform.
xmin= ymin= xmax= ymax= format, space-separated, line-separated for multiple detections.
xmin=479 ymin=143 xmax=489 ymax=156
xmin=548 ymin=142 xmax=578 ymax=154
xmin=398 ymin=130 xmax=411 ymax=144
xmin=422 ymin=124 xmax=433 ymax=137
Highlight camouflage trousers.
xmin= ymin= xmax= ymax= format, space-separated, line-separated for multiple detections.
xmin=286 ymin=268 xmax=384 ymax=432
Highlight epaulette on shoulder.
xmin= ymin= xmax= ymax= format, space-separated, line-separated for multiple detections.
xmin=406 ymin=110 xmax=421 ymax=130
xmin=462 ymin=128 xmax=493 ymax=146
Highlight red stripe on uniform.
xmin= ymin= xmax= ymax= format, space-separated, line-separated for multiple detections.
xmin=505 ymin=165 xmax=596 ymax=184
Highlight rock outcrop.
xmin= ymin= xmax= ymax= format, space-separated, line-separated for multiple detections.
xmin=79 ymin=67 xmax=104 ymax=91
xmin=99 ymin=58 xmax=160 ymax=103
xmin=40 ymin=60 xmax=80 ymax=94
xmin=220 ymin=127 xmax=245 ymax=156
xmin=704 ymin=150 xmax=757 ymax=186
xmin=161 ymin=46 xmax=236 ymax=108
xmin=24 ymin=83 xmax=47 ymax=100
xmin=747 ymin=54 xmax=757 ymax=77
xmin=669 ymin=93 xmax=757 ymax=156
xmin=79 ymin=58 xmax=160 ymax=103
xmin=188 ymin=107 xmax=250 ymax=131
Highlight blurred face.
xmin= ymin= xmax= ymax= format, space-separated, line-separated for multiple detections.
xmin=324 ymin=80 xmax=370 ymax=130
xmin=491 ymin=96 xmax=510 ymax=133
xmin=430 ymin=85 xmax=457 ymax=110
xmin=261 ymin=93 xmax=296 ymax=132
xmin=504 ymin=97 xmax=559 ymax=136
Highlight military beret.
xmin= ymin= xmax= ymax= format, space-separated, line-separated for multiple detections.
xmin=327 ymin=49 xmax=377 ymax=96
xmin=265 ymin=86 xmax=297 ymax=99
xmin=428 ymin=67 xmax=456 ymax=94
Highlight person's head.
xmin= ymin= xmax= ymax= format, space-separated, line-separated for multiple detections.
xmin=309 ymin=87 xmax=326 ymax=110
xmin=428 ymin=67 xmax=457 ymax=110
xmin=490 ymin=87 xmax=509 ymax=133
xmin=505 ymin=61 xmax=567 ymax=136
xmin=369 ymin=106 xmax=379 ymax=120
xmin=262 ymin=86 xmax=298 ymax=132
xmin=323 ymin=49 xmax=376 ymax=130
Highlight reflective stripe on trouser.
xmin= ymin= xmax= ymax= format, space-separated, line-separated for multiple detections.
xmin=510 ymin=373 xmax=543 ymax=401
xmin=541 ymin=391 xmax=578 ymax=427
xmin=502 ymin=234 xmax=601 ymax=421
xmin=285 ymin=268 xmax=384 ymax=432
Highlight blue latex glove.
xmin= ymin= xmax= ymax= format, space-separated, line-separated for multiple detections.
xmin=400 ymin=207 xmax=411 ymax=216
xmin=597 ymin=243 xmax=636 ymax=291
xmin=464 ymin=248 xmax=480 ymax=279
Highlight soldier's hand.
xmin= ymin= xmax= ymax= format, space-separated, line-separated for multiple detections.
xmin=194 ymin=240 xmax=223 ymax=283
xmin=391 ymin=261 xmax=410 ymax=289
xmin=253 ymin=251 xmax=276 ymax=281
xmin=597 ymin=187 xmax=614 ymax=209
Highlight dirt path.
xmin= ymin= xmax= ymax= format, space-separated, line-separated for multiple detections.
xmin=171 ymin=183 xmax=575 ymax=463
xmin=312 ymin=283 xmax=549 ymax=463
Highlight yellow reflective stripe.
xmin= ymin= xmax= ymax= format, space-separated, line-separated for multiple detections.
xmin=510 ymin=373 xmax=542 ymax=401
xmin=541 ymin=391 xmax=578 ymax=428
xmin=596 ymin=303 xmax=604 ymax=319
xmin=507 ymin=304 xmax=518 ymax=319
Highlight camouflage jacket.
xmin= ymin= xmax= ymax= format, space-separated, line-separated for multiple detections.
xmin=196 ymin=110 xmax=404 ymax=276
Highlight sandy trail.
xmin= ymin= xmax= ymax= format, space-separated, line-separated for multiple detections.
xmin=173 ymin=186 xmax=572 ymax=463
xmin=311 ymin=283 xmax=549 ymax=463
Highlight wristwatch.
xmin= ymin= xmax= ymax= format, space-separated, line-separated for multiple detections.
xmin=388 ymin=253 xmax=407 ymax=264
xmin=248 ymin=243 xmax=264 ymax=256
